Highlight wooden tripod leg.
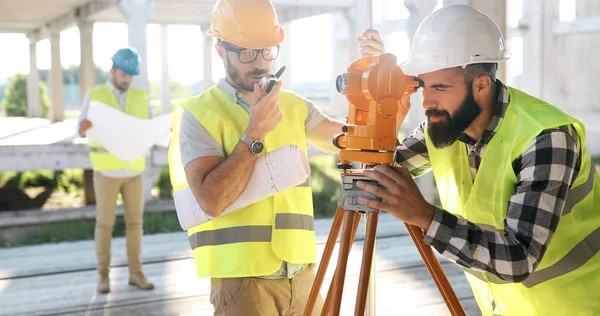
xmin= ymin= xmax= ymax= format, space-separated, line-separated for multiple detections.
xmin=406 ymin=224 xmax=466 ymax=316
xmin=354 ymin=212 xmax=379 ymax=315
xmin=330 ymin=211 xmax=359 ymax=316
xmin=321 ymin=211 xmax=362 ymax=315
xmin=304 ymin=206 xmax=346 ymax=316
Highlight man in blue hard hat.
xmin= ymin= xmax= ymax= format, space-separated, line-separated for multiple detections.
xmin=77 ymin=47 xmax=155 ymax=294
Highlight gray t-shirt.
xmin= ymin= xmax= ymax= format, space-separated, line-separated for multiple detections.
xmin=178 ymin=78 xmax=329 ymax=279
xmin=179 ymin=78 xmax=328 ymax=167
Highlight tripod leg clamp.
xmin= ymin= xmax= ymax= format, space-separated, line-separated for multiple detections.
xmin=340 ymin=175 xmax=382 ymax=213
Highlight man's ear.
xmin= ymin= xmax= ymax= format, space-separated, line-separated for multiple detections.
xmin=472 ymin=75 xmax=492 ymax=101
xmin=215 ymin=43 xmax=225 ymax=60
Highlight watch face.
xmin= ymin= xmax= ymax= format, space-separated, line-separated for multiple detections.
xmin=251 ymin=141 xmax=264 ymax=154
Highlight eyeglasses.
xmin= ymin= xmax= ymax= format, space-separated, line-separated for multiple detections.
xmin=219 ymin=41 xmax=280 ymax=64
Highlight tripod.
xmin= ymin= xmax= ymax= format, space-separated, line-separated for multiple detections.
xmin=303 ymin=169 xmax=466 ymax=316
xmin=302 ymin=52 xmax=465 ymax=315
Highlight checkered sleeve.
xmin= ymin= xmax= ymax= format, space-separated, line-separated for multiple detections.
xmin=395 ymin=120 xmax=432 ymax=177
xmin=423 ymin=125 xmax=580 ymax=282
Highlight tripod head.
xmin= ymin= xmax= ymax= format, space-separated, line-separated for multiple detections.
xmin=333 ymin=53 xmax=423 ymax=169
xmin=333 ymin=53 xmax=423 ymax=212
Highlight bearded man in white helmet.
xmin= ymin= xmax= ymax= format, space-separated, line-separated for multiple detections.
xmin=357 ymin=5 xmax=600 ymax=316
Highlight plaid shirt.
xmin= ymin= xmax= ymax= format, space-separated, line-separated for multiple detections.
xmin=395 ymin=80 xmax=581 ymax=282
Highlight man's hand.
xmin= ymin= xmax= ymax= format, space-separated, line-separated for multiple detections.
xmin=79 ymin=119 xmax=93 ymax=137
xmin=356 ymin=29 xmax=385 ymax=57
xmin=356 ymin=165 xmax=436 ymax=230
xmin=246 ymin=80 xmax=283 ymax=140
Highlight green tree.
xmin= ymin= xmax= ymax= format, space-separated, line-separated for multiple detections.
xmin=1 ymin=74 xmax=50 ymax=118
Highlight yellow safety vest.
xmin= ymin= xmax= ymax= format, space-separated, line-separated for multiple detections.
xmin=88 ymin=84 xmax=149 ymax=172
xmin=168 ymin=87 xmax=316 ymax=278
xmin=426 ymin=87 xmax=600 ymax=315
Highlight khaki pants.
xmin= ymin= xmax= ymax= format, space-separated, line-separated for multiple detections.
xmin=93 ymin=171 xmax=145 ymax=276
xmin=210 ymin=264 xmax=324 ymax=316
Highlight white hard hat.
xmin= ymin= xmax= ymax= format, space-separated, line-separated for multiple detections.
xmin=400 ymin=5 xmax=510 ymax=75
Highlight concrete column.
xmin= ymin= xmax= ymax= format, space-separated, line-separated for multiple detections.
xmin=49 ymin=27 xmax=64 ymax=122
xmin=118 ymin=0 xmax=155 ymax=93
xmin=541 ymin=0 xmax=559 ymax=103
xmin=79 ymin=20 xmax=97 ymax=206
xmin=160 ymin=24 xmax=171 ymax=114
xmin=272 ymin=22 xmax=292 ymax=90
xmin=469 ymin=0 xmax=507 ymax=82
xmin=201 ymin=24 xmax=214 ymax=91
xmin=78 ymin=20 xmax=96 ymax=99
xmin=405 ymin=0 xmax=437 ymax=203
xmin=404 ymin=0 xmax=436 ymax=131
xmin=330 ymin=11 xmax=352 ymax=119
xmin=27 ymin=36 xmax=42 ymax=118
xmin=119 ymin=0 xmax=157 ymax=202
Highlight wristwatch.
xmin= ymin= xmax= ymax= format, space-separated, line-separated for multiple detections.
xmin=240 ymin=133 xmax=265 ymax=155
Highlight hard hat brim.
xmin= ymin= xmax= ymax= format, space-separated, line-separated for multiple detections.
xmin=401 ymin=57 xmax=509 ymax=76
xmin=207 ymin=27 xmax=284 ymax=50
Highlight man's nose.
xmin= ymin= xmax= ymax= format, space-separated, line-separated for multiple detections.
xmin=252 ymin=53 xmax=268 ymax=69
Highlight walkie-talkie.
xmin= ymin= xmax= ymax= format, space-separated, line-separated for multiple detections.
xmin=260 ymin=66 xmax=286 ymax=95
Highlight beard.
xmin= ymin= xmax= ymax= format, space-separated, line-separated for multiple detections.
xmin=426 ymin=85 xmax=481 ymax=149
xmin=226 ymin=55 xmax=268 ymax=93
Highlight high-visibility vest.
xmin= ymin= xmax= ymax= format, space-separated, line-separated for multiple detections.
xmin=168 ymin=87 xmax=316 ymax=278
xmin=426 ymin=87 xmax=600 ymax=315
xmin=87 ymin=84 xmax=149 ymax=172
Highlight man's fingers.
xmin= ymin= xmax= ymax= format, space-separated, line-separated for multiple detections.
xmin=359 ymin=47 xmax=384 ymax=57
xmin=265 ymin=80 xmax=282 ymax=99
xmin=251 ymin=83 xmax=261 ymax=104
xmin=358 ymin=197 xmax=387 ymax=212
xmin=368 ymin=165 xmax=411 ymax=191
xmin=392 ymin=166 xmax=412 ymax=180
xmin=359 ymin=38 xmax=385 ymax=51
xmin=360 ymin=29 xmax=383 ymax=42
xmin=361 ymin=167 xmax=403 ymax=194
xmin=356 ymin=180 xmax=395 ymax=202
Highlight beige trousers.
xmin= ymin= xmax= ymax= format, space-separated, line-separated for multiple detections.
xmin=93 ymin=171 xmax=145 ymax=276
xmin=210 ymin=264 xmax=324 ymax=316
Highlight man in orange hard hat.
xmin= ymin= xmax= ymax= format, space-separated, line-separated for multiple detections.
xmin=167 ymin=0 xmax=386 ymax=314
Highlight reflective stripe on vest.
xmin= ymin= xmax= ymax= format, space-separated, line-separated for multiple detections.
xmin=189 ymin=213 xmax=315 ymax=249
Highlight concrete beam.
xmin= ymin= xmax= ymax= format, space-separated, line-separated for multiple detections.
xmin=277 ymin=7 xmax=345 ymax=24
xmin=553 ymin=16 xmax=600 ymax=36
xmin=268 ymin=0 xmax=353 ymax=8
xmin=44 ymin=0 xmax=117 ymax=35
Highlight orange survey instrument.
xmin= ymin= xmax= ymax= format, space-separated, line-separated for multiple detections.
xmin=332 ymin=53 xmax=422 ymax=167
xmin=304 ymin=53 xmax=466 ymax=316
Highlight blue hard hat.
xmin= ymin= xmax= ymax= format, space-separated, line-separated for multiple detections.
xmin=111 ymin=47 xmax=140 ymax=76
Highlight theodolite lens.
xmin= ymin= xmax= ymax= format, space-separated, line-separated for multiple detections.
xmin=336 ymin=74 xmax=349 ymax=93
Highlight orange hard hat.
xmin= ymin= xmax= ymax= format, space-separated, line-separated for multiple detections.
xmin=207 ymin=0 xmax=284 ymax=49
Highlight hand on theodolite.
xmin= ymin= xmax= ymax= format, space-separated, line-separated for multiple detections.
xmin=356 ymin=29 xmax=420 ymax=130
xmin=356 ymin=165 xmax=437 ymax=231
xmin=357 ymin=29 xmax=385 ymax=57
